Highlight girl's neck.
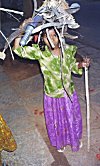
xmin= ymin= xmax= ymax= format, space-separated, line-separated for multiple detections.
xmin=50 ymin=47 xmax=61 ymax=57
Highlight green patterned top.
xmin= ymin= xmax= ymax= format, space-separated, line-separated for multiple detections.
xmin=14 ymin=44 xmax=82 ymax=98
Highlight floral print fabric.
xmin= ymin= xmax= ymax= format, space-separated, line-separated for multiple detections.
xmin=44 ymin=91 xmax=82 ymax=151
xmin=14 ymin=44 xmax=82 ymax=97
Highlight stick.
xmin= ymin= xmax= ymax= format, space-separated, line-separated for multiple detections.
xmin=0 ymin=7 xmax=23 ymax=16
xmin=0 ymin=30 xmax=14 ymax=60
xmin=85 ymin=66 xmax=90 ymax=152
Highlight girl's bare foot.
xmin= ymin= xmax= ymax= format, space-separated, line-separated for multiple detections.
xmin=57 ymin=147 xmax=65 ymax=152
xmin=79 ymin=141 xmax=83 ymax=149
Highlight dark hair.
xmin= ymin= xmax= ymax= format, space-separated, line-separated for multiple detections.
xmin=39 ymin=35 xmax=46 ymax=51
xmin=39 ymin=28 xmax=48 ymax=51
xmin=39 ymin=27 xmax=59 ymax=51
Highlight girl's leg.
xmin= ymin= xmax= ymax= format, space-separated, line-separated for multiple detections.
xmin=44 ymin=92 xmax=82 ymax=152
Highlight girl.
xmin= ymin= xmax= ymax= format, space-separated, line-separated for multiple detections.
xmin=13 ymin=25 xmax=90 ymax=152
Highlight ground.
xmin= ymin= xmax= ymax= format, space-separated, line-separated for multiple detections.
xmin=2 ymin=50 xmax=41 ymax=81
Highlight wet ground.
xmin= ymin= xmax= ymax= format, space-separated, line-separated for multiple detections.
xmin=2 ymin=50 xmax=40 ymax=81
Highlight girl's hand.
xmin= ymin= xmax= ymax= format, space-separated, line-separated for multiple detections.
xmin=19 ymin=18 xmax=32 ymax=29
xmin=82 ymin=57 xmax=91 ymax=68
xmin=14 ymin=18 xmax=33 ymax=49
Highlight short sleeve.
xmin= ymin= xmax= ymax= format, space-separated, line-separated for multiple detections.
xmin=13 ymin=44 xmax=42 ymax=60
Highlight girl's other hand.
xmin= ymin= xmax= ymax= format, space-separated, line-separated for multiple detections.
xmin=82 ymin=57 xmax=91 ymax=68
xmin=19 ymin=18 xmax=32 ymax=29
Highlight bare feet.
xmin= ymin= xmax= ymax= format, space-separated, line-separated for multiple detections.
xmin=57 ymin=147 xmax=65 ymax=152
xmin=79 ymin=141 xmax=83 ymax=149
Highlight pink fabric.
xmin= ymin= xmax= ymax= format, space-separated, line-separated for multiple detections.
xmin=44 ymin=91 xmax=82 ymax=151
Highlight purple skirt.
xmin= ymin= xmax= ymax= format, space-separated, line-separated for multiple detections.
xmin=44 ymin=91 xmax=82 ymax=152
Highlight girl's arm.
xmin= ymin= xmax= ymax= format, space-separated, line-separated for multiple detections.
xmin=13 ymin=19 xmax=41 ymax=60
xmin=68 ymin=46 xmax=90 ymax=74
xmin=67 ymin=45 xmax=83 ymax=75
xmin=14 ymin=18 xmax=32 ymax=49
xmin=14 ymin=36 xmax=21 ymax=49
xmin=13 ymin=42 xmax=42 ymax=60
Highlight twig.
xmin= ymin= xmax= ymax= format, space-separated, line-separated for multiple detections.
xmin=85 ymin=66 xmax=90 ymax=152
xmin=6 ymin=11 xmax=20 ymax=22
xmin=0 ymin=30 xmax=14 ymax=60
xmin=0 ymin=7 xmax=23 ymax=16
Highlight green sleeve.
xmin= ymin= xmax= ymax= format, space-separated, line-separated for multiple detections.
xmin=66 ymin=45 xmax=82 ymax=75
xmin=13 ymin=44 xmax=42 ymax=60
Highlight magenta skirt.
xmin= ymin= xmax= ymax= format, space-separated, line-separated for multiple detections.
xmin=44 ymin=91 xmax=82 ymax=152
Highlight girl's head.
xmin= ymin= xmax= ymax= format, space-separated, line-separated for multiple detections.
xmin=39 ymin=27 xmax=60 ymax=51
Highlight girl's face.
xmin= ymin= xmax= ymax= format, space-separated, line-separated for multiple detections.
xmin=43 ymin=29 xmax=59 ymax=49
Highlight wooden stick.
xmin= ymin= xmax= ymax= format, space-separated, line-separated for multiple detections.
xmin=85 ymin=66 xmax=90 ymax=152
xmin=0 ymin=30 xmax=14 ymax=60
xmin=0 ymin=7 xmax=23 ymax=16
